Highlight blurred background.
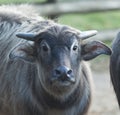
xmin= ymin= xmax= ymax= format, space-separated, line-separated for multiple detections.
xmin=0 ymin=0 xmax=119 ymax=114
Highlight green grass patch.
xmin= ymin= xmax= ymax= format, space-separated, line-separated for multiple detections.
xmin=59 ymin=11 xmax=120 ymax=31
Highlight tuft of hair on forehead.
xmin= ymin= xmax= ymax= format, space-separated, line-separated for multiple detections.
xmin=41 ymin=24 xmax=80 ymax=40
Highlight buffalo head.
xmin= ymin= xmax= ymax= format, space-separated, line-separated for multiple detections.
xmin=9 ymin=24 xmax=111 ymax=98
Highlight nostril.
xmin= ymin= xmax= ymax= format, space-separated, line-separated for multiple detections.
xmin=67 ymin=70 xmax=73 ymax=75
xmin=55 ymin=69 xmax=61 ymax=75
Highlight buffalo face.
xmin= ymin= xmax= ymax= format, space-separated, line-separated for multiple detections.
xmin=9 ymin=25 xmax=111 ymax=97
xmin=36 ymin=32 xmax=81 ymax=96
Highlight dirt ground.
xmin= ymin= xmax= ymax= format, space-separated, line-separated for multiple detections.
xmin=88 ymin=57 xmax=119 ymax=115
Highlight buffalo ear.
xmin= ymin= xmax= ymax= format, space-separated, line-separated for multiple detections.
xmin=9 ymin=43 xmax=36 ymax=63
xmin=81 ymin=41 xmax=112 ymax=61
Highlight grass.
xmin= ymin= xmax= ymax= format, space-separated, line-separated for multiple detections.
xmin=59 ymin=11 xmax=120 ymax=31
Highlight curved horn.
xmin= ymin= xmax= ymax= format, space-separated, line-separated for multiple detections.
xmin=16 ymin=33 xmax=36 ymax=41
xmin=79 ymin=30 xmax=98 ymax=40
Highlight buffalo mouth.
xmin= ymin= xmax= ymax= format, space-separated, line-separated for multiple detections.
xmin=50 ymin=75 xmax=76 ymax=87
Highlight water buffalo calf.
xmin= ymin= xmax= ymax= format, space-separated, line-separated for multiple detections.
xmin=0 ymin=5 xmax=111 ymax=115
xmin=110 ymin=32 xmax=120 ymax=107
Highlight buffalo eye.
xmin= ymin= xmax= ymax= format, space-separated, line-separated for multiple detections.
xmin=42 ymin=44 xmax=48 ymax=52
xmin=72 ymin=45 xmax=78 ymax=51
xmin=71 ymin=40 xmax=79 ymax=52
xmin=40 ymin=40 xmax=50 ymax=52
